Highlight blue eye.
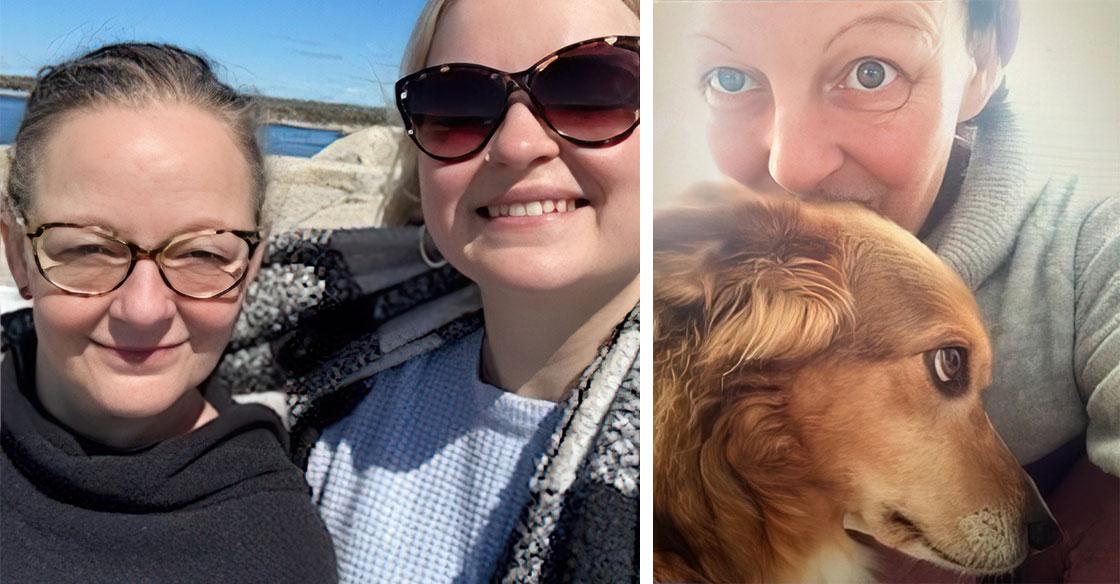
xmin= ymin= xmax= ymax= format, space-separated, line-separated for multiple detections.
xmin=706 ymin=67 xmax=755 ymax=94
xmin=843 ymin=59 xmax=899 ymax=91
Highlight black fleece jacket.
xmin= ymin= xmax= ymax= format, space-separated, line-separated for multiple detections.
xmin=1 ymin=313 xmax=337 ymax=583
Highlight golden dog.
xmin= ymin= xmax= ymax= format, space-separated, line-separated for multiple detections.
xmin=653 ymin=185 xmax=1059 ymax=583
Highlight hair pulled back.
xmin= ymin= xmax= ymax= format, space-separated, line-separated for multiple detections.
xmin=6 ymin=43 xmax=265 ymax=223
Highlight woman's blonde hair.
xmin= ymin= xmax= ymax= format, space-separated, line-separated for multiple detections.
xmin=380 ymin=0 xmax=640 ymax=226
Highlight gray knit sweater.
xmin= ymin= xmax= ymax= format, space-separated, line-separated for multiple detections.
xmin=923 ymin=98 xmax=1120 ymax=476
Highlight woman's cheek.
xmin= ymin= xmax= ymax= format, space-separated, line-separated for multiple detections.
xmin=707 ymin=113 xmax=770 ymax=186
xmin=183 ymin=302 xmax=241 ymax=338
xmin=418 ymin=160 xmax=467 ymax=241
xmin=847 ymin=103 xmax=948 ymax=190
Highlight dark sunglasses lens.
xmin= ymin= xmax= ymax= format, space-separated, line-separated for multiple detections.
xmin=534 ymin=42 xmax=639 ymax=143
xmin=404 ymin=69 xmax=507 ymax=159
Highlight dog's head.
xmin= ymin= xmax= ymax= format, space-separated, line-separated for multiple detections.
xmin=653 ymin=184 xmax=1058 ymax=580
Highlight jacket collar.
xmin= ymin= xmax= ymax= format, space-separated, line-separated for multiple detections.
xmin=922 ymin=95 xmax=1043 ymax=290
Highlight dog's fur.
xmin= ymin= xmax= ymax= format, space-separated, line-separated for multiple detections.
xmin=653 ymin=185 xmax=1055 ymax=583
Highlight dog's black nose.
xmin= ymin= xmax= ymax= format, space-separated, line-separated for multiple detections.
xmin=1022 ymin=477 xmax=1061 ymax=552
xmin=1027 ymin=517 xmax=1060 ymax=551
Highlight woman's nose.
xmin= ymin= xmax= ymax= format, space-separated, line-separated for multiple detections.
xmin=108 ymin=259 xmax=177 ymax=326
xmin=485 ymin=100 xmax=562 ymax=169
xmin=766 ymin=102 xmax=845 ymax=197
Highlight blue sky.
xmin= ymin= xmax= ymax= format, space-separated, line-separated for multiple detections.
xmin=0 ymin=0 xmax=429 ymax=106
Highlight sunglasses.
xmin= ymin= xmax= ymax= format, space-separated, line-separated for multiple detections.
xmin=396 ymin=35 xmax=640 ymax=162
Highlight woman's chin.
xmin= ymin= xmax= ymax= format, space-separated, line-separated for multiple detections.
xmin=463 ymin=255 xmax=634 ymax=300
xmin=81 ymin=374 xmax=199 ymax=422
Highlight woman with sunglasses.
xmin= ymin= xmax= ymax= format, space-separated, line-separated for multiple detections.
xmin=270 ymin=0 xmax=640 ymax=581
xmin=0 ymin=44 xmax=337 ymax=582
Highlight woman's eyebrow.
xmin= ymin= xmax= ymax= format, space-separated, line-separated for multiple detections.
xmin=693 ymin=32 xmax=736 ymax=53
xmin=169 ymin=219 xmax=248 ymax=233
xmin=825 ymin=9 xmax=938 ymax=52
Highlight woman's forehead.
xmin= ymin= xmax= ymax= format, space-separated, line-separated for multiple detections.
xmin=695 ymin=2 xmax=958 ymax=55
xmin=427 ymin=0 xmax=637 ymax=70
xmin=30 ymin=103 xmax=256 ymax=240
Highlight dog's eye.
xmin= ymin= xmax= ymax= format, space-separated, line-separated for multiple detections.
xmin=925 ymin=347 xmax=968 ymax=396
xmin=933 ymin=348 xmax=963 ymax=382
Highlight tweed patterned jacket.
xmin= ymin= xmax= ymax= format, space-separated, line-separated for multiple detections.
xmin=214 ymin=226 xmax=640 ymax=583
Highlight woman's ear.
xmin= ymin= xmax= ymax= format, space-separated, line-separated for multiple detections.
xmin=1 ymin=210 xmax=33 ymax=294
xmin=957 ymin=31 xmax=1005 ymax=124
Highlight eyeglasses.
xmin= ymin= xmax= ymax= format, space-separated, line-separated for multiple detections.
xmin=25 ymin=223 xmax=261 ymax=299
xmin=396 ymin=35 xmax=640 ymax=162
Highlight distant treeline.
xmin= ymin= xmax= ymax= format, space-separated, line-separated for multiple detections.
xmin=0 ymin=75 xmax=35 ymax=92
xmin=258 ymin=95 xmax=390 ymax=128
xmin=0 ymin=74 xmax=389 ymax=128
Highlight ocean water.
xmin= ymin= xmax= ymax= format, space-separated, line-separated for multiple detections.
xmin=0 ymin=94 xmax=27 ymax=145
xmin=261 ymin=123 xmax=343 ymax=158
xmin=0 ymin=94 xmax=342 ymax=158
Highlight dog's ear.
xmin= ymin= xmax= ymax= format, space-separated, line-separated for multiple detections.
xmin=653 ymin=182 xmax=759 ymax=352
xmin=654 ymin=187 xmax=857 ymax=580
xmin=654 ymin=186 xmax=854 ymax=370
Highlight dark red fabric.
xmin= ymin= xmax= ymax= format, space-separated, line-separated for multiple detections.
xmin=1019 ymin=456 xmax=1119 ymax=583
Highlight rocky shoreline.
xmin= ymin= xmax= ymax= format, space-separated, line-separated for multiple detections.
xmin=0 ymin=75 xmax=34 ymax=93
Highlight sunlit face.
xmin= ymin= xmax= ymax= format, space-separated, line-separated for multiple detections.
xmin=696 ymin=1 xmax=991 ymax=233
xmin=418 ymin=0 xmax=640 ymax=297
xmin=2 ymin=103 xmax=257 ymax=428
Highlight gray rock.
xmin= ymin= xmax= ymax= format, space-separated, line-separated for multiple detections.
xmin=313 ymin=124 xmax=403 ymax=168
xmin=264 ymin=155 xmax=390 ymax=231
xmin=1 ymin=146 xmax=13 ymax=288
xmin=0 ymin=145 xmax=9 ymax=190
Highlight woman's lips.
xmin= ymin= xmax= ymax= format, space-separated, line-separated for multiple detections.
xmin=94 ymin=340 xmax=185 ymax=365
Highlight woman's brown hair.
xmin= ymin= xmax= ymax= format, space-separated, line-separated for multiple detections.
xmin=5 ymin=43 xmax=266 ymax=224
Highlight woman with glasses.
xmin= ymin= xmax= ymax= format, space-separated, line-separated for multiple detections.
xmin=243 ymin=0 xmax=640 ymax=581
xmin=0 ymin=43 xmax=337 ymax=582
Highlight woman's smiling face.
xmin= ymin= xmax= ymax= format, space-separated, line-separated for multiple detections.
xmin=697 ymin=1 xmax=998 ymax=233
xmin=3 ymin=102 xmax=257 ymax=435
xmin=418 ymin=0 xmax=640 ymax=297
